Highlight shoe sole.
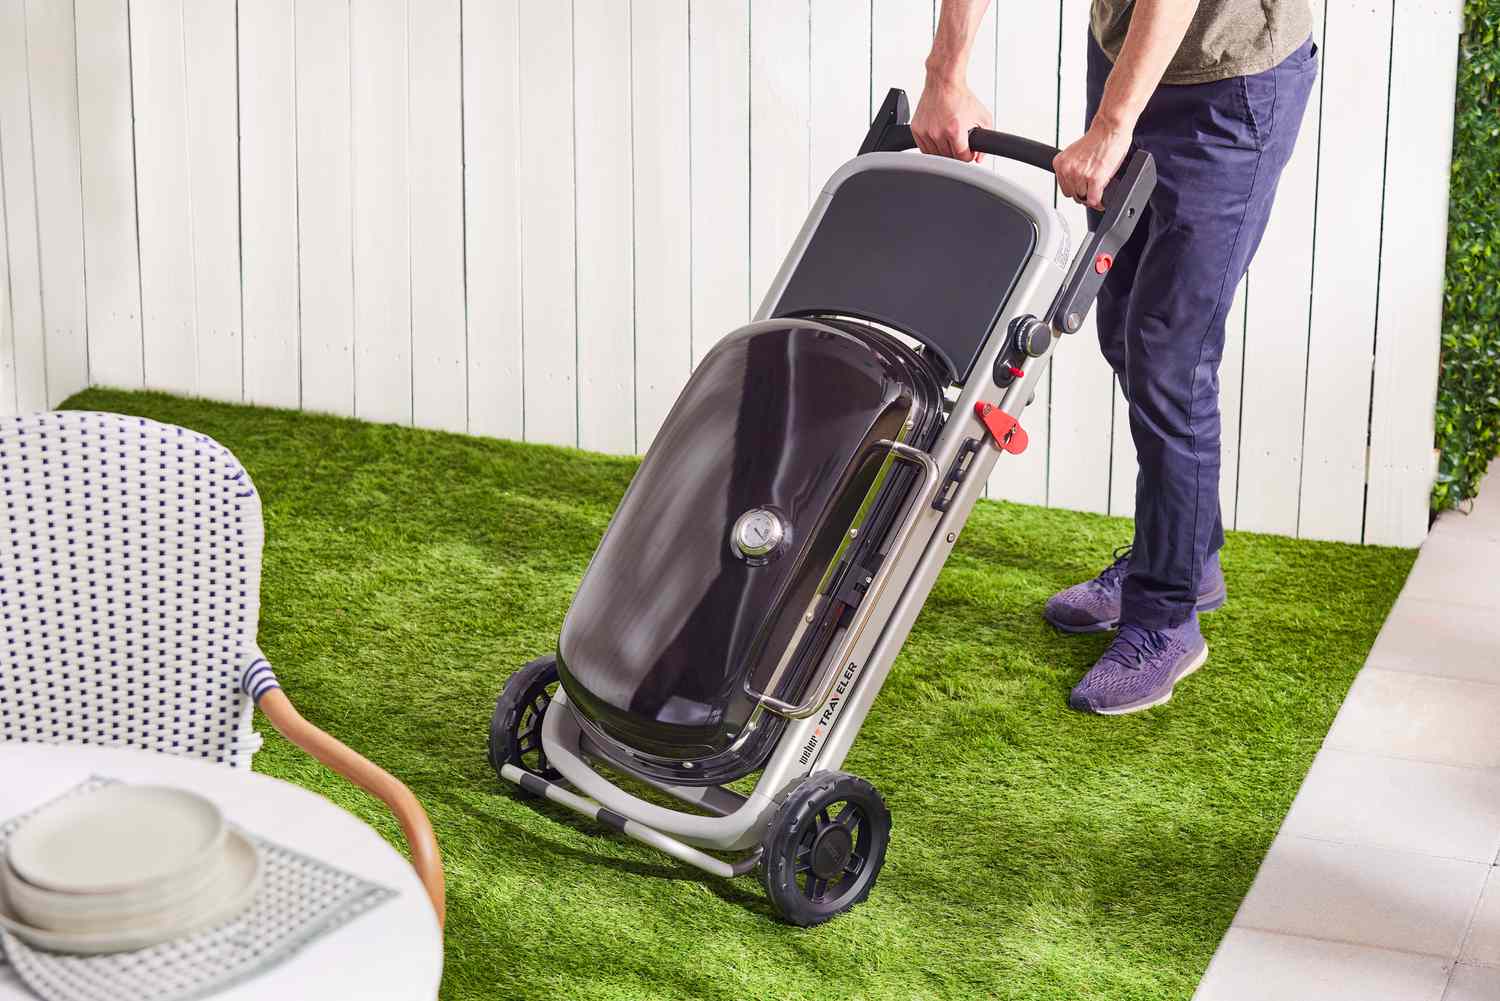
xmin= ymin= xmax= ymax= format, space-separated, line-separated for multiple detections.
xmin=1089 ymin=643 xmax=1209 ymax=716
xmin=1045 ymin=590 xmax=1228 ymax=634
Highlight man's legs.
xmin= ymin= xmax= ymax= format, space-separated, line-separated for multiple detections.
xmin=1065 ymin=35 xmax=1318 ymax=711
xmin=1118 ymin=37 xmax=1317 ymax=627
xmin=1042 ymin=35 xmax=1239 ymax=635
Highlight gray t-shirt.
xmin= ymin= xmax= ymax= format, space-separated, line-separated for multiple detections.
xmin=1091 ymin=0 xmax=1314 ymax=84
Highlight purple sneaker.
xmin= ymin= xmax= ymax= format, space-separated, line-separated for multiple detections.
xmin=1043 ymin=546 xmax=1227 ymax=634
xmin=1069 ymin=615 xmax=1209 ymax=715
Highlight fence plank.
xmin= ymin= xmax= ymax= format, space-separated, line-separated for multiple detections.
xmin=516 ymin=0 xmax=576 ymax=445
xmin=1108 ymin=378 xmax=1135 ymax=518
xmin=351 ymin=0 xmax=412 ymax=425
xmin=969 ymin=0 xmax=997 ymax=141
xmin=25 ymin=0 xmax=89 ymax=405
xmin=1046 ymin=0 xmax=1113 ymax=514
xmin=749 ymin=0 xmax=810 ymax=308
xmin=986 ymin=0 xmax=1060 ymax=506
xmin=1233 ymin=10 xmax=1325 ymax=536
xmin=181 ymin=0 xmax=242 ymax=401
xmin=296 ymin=0 xmax=354 ymax=416
xmin=632 ymin=0 xmax=692 ymax=450
xmin=1299 ymin=0 xmax=1392 ymax=543
xmin=870 ymin=0 xmax=934 ymax=112
xmin=1365 ymin=0 xmax=1460 ymax=546
xmin=463 ymin=0 xmax=525 ymax=441
xmin=689 ymin=0 xmax=749 ymax=370
xmin=408 ymin=0 xmax=467 ymax=433
xmin=573 ymin=0 xmax=635 ymax=453
xmin=239 ymin=0 xmax=300 ymax=409
xmin=810 ymin=0 xmax=870 ymax=186
xmin=0 ymin=160 xmax=14 ymax=415
xmin=75 ymin=0 xmax=143 ymax=392
xmin=131 ymin=0 xmax=198 ymax=394
xmin=0 ymin=0 xmax=46 ymax=412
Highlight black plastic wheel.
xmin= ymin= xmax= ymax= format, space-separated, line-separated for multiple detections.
xmin=488 ymin=654 xmax=563 ymax=793
xmin=759 ymin=770 xmax=891 ymax=927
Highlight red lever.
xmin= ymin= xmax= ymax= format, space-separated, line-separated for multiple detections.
xmin=975 ymin=401 xmax=1028 ymax=455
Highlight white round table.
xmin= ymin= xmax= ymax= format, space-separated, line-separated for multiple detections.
xmin=0 ymin=743 xmax=443 ymax=1001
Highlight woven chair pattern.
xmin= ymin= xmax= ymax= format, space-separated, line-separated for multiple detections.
xmin=0 ymin=411 xmax=277 ymax=767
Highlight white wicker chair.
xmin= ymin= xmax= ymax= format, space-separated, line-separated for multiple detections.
xmin=0 ymin=410 xmax=445 ymax=926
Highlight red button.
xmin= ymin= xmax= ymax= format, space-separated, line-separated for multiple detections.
xmin=1094 ymin=253 xmax=1113 ymax=275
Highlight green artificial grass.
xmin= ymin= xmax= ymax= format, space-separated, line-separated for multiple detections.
xmin=61 ymin=388 xmax=1415 ymax=1001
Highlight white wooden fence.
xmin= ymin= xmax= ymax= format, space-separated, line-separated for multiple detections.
xmin=0 ymin=0 xmax=1461 ymax=546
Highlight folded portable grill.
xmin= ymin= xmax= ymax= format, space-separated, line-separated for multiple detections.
xmin=488 ymin=89 xmax=1155 ymax=925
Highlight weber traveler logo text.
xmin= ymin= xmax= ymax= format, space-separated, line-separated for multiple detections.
xmin=799 ymin=661 xmax=860 ymax=764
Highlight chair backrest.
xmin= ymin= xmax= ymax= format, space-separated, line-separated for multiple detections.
xmin=0 ymin=411 xmax=266 ymax=767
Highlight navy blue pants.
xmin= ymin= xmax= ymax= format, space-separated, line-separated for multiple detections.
xmin=1085 ymin=34 xmax=1318 ymax=628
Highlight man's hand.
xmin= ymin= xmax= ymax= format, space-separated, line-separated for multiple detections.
xmin=1054 ymin=0 xmax=1198 ymax=209
xmin=1053 ymin=117 xmax=1134 ymax=210
xmin=911 ymin=74 xmax=993 ymax=163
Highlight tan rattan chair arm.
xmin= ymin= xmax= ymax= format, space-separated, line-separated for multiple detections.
xmin=256 ymin=688 xmax=446 ymax=930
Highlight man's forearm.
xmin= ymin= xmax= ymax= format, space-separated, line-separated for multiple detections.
xmin=924 ymin=0 xmax=993 ymax=85
xmin=1054 ymin=0 xmax=1196 ymax=207
xmin=1094 ymin=0 xmax=1199 ymax=130
xmin=913 ymin=0 xmax=996 ymax=160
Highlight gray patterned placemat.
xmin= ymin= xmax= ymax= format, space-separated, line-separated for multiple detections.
xmin=0 ymin=778 xmax=397 ymax=1001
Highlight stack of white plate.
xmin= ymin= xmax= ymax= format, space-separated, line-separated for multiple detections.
xmin=0 ymin=785 xmax=262 ymax=954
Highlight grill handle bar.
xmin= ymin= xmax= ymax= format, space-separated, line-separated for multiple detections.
xmin=859 ymin=86 xmax=1060 ymax=171
xmin=756 ymin=439 xmax=941 ymax=720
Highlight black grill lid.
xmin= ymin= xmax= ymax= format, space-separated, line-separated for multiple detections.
xmin=556 ymin=319 xmax=941 ymax=769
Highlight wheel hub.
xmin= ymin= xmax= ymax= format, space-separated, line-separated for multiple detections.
xmin=809 ymin=822 xmax=854 ymax=880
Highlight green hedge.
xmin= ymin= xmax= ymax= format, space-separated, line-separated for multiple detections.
xmin=1434 ymin=0 xmax=1500 ymax=509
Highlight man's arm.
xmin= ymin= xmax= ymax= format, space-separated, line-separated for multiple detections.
xmin=917 ymin=0 xmax=1196 ymax=208
xmin=911 ymin=0 xmax=994 ymax=162
xmin=1055 ymin=0 xmax=1198 ymax=209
